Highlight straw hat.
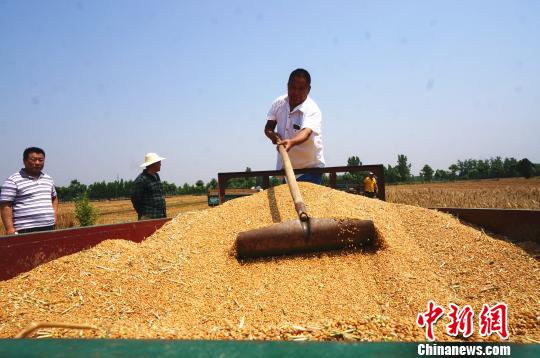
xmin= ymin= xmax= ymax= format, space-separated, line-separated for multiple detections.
xmin=139 ymin=152 xmax=166 ymax=168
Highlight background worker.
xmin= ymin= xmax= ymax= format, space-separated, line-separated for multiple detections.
xmin=0 ymin=147 xmax=58 ymax=235
xmin=264 ymin=68 xmax=325 ymax=184
xmin=363 ymin=172 xmax=378 ymax=198
xmin=131 ymin=152 xmax=166 ymax=220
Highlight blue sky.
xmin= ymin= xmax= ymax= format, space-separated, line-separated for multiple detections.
xmin=1 ymin=0 xmax=538 ymax=186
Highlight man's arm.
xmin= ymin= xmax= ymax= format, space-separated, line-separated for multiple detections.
xmin=52 ymin=196 xmax=59 ymax=224
xmin=131 ymin=179 xmax=144 ymax=214
xmin=0 ymin=202 xmax=16 ymax=235
xmin=279 ymin=128 xmax=313 ymax=151
xmin=264 ymin=120 xmax=279 ymax=144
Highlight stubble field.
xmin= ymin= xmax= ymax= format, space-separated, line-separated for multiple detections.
xmin=0 ymin=195 xmax=208 ymax=234
xmin=386 ymin=177 xmax=540 ymax=209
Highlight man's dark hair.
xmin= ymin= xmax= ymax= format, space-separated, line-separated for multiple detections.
xmin=288 ymin=68 xmax=311 ymax=86
xmin=23 ymin=147 xmax=45 ymax=161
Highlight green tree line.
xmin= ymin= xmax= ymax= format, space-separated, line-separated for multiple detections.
xmin=376 ymin=155 xmax=537 ymax=183
xmin=51 ymin=155 xmax=537 ymax=201
xmin=56 ymin=178 xmax=219 ymax=202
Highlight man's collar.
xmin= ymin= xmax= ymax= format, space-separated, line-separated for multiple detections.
xmin=143 ymin=170 xmax=159 ymax=179
xmin=286 ymin=96 xmax=309 ymax=113
xmin=20 ymin=168 xmax=43 ymax=179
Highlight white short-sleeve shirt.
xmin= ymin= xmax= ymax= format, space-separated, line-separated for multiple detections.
xmin=267 ymin=95 xmax=325 ymax=170
xmin=0 ymin=169 xmax=57 ymax=230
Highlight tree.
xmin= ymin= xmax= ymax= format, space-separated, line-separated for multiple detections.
xmin=62 ymin=179 xmax=87 ymax=201
xmin=163 ymin=181 xmax=177 ymax=196
xmin=74 ymin=193 xmax=99 ymax=226
xmin=469 ymin=168 xmax=480 ymax=179
xmin=434 ymin=169 xmax=449 ymax=181
xmin=384 ymin=165 xmax=400 ymax=183
xmin=88 ymin=181 xmax=107 ymax=200
xmin=321 ymin=174 xmax=330 ymax=186
xmin=517 ymin=158 xmax=535 ymax=179
xmin=229 ymin=167 xmax=256 ymax=189
xmin=448 ymin=164 xmax=458 ymax=180
xmin=503 ymin=157 xmax=519 ymax=177
xmin=244 ymin=167 xmax=256 ymax=188
xmin=181 ymin=183 xmax=193 ymax=194
xmin=396 ymin=154 xmax=412 ymax=182
xmin=456 ymin=159 xmax=476 ymax=179
xmin=340 ymin=172 xmax=354 ymax=183
xmin=489 ymin=156 xmax=504 ymax=178
xmin=270 ymin=176 xmax=282 ymax=187
xmin=420 ymin=165 xmax=434 ymax=182
xmin=477 ymin=160 xmax=490 ymax=179
xmin=347 ymin=156 xmax=362 ymax=166
xmin=347 ymin=156 xmax=362 ymax=182
xmin=195 ymin=180 xmax=204 ymax=193
xmin=206 ymin=178 xmax=218 ymax=189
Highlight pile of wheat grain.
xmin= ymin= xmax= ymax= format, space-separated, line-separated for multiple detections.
xmin=1 ymin=183 xmax=538 ymax=342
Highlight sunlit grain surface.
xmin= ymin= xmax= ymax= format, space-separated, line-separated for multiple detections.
xmin=1 ymin=183 xmax=538 ymax=342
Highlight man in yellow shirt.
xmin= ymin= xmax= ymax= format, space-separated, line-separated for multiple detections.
xmin=363 ymin=172 xmax=378 ymax=198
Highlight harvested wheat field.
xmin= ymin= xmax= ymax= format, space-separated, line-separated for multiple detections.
xmin=387 ymin=177 xmax=540 ymax=209
xmin=1 ymin=183 xmax=539 ymax=342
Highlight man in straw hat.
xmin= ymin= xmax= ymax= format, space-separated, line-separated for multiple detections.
xmin=131 ymin=152 xmax=166 ymax=220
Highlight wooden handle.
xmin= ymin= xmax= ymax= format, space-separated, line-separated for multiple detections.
xmin=278 ymin=145 xmax=309 ymax=221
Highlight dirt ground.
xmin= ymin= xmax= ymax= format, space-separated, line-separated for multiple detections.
xmin=60 ymin=195 xmax=208 ymax=225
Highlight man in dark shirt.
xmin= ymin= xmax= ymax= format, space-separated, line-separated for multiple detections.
xmin=131 ymin=153 xmax=166 ymax=220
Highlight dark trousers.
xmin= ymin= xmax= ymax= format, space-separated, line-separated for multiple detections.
xmin=18 ymin=225 xmax=56 ymax=234
xmin=364 ymin=191 xmax=376 ymax=198
xmin=282 ymin=173 xmax=323 ymax=185
xmin=297 ymin=173 xmax=323 ymax=185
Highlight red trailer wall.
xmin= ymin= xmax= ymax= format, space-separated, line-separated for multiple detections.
xmin=0 ymin=218 xmax=170 ymax=281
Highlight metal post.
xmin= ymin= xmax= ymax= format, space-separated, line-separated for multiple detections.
xmin=262 ymin=176 xmax=270 ymax=190
xmin=329 ymin=173 xmax=337 ymax=189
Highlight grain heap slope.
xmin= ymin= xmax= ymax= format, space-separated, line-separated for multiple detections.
xmin=1 ymin=183 xmax=538 ymax=342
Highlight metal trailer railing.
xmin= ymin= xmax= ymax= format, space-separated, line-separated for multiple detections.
xmin=217 ymin=164 xmax=385 ymax=204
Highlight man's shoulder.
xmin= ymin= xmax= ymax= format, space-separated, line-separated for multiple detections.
xmin=4 ymin=171 xmax=24 ymax=184
xmin=271 ymin=94 xmax=288 ymax=107
xmin=40 ymin=172 xmax=54 ymax=181
xmin=135 ymin=171 xmax=156 ymax=183
xmin=134 ymin=172 xmax=147 ymax=181
xmin=1 ymin=172 xmax=22 ymax=200
xmin=303 ymin=97 xmax=321 ymax=114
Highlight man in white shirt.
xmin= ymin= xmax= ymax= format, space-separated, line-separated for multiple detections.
xmin=264 ymin=68 xmax=325 ymax=184
xmin=0 ymin=147 xmax=58 ymax=235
